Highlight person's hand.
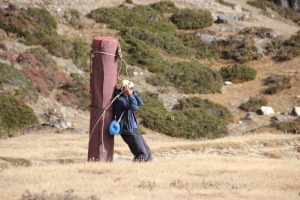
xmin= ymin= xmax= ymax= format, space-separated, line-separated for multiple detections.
xmin=123 ymin=85 xmax=133 ymax=95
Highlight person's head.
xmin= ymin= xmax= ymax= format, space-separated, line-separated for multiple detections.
xmin=119 ymin=79 xmax=134 ymax=91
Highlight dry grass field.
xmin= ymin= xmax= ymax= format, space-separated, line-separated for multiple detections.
xmin=0 ymin=129 xmax=300 ymax=200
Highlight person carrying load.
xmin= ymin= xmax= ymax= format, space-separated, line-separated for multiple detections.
xmin=114 ymin=80 xmax=152 ymax=162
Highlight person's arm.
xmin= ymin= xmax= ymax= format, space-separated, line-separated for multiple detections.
xmin=118 ymin=94 xmax=139 ymax=111
xmin=133 ymin=91 xmax=144 ymax=106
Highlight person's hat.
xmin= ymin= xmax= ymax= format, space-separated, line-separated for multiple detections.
xmin=119 ymin=79 xmax=134 ymax=90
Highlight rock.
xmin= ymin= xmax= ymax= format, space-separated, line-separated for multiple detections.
xmin=291 ymin=107 xmax=300 ymax=116
xmin=224 ymin=81 xmax=233 ymax=85
xmin=272 ymin=115 xmax=285 ymax=122
xmin=237 ymin=12 xmax=252 ymax=21
xmin=242 ymin=112 xmax=255 ymax=120
xmin=217 ymin=14 xmax=238 ymax=24
xmin=195 ymin=32 xmax=218 ymax=43
xmin=233 ymin=4 xmax=242 ymax=13
xmin=0 ymin=29 xmax=7 ymax=41
xmin=42 ymin=114 xmax=72 ymax=129
xmin=260 ymin=106 xmax=275 ymax=115
xmin=267 ymin=32 xmax=277 ymax=39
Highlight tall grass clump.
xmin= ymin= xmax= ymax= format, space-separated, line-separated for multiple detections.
xmin=0 ymin=94 xmax=38 ymax=137
xmin=170 ymin=9 xmax=214 ymax=29
xmin=219 ymin=64 xmax=257 ymax=83
xmin=138 ymin=92 xmax=231 ymax=139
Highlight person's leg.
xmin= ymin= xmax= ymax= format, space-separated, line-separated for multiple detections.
xmin=138 ymin=133 xmax=152 ymax=162
xmin=121 ymin=132 xmax=148 ymax=162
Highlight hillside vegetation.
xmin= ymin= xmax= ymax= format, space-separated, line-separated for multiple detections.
xmin=0 ymin=0 xmax=299 ymax=139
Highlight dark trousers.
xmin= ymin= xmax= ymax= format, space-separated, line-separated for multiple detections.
xmin=121 ymin=129 xmax=153 ymax=162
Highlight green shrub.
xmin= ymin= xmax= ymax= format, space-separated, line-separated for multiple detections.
xmin=25 ymin=8 xmax=57 ymax=33
xmin=164 ymin=61 xmax=223 ymax=94
xmin=89 ymin=6 xmax=176 ymax=33
xmin=121 ymin=36 xmax=169 ymax=73
xmin=174 ymin=97 xmax=234 ymax=123
xmin=170 ymin=9 xmax=214 ymax=29
xmin=146 ymin=73 xmax=169 ymax=87
xmin=178 ymin=34 xmax=219 ymax=59
xmin=0 ymin=62 xmax=37 ymax=102
xmin=239 ymin=96 xmax=268 ymax=112
xmin=269 ymin=120 xmax=300 ymax=134
xmin=64 ymin=9 xmax=84 ymax=29
xmin=126 ymin=27 xmax=190 ymax=57
xmin=138 ymin=92 xmax=230 ymax=139
xmin=219 ymin=64 xmax=257 ymax=83
xmin=0 ymin=94 xmax=38 ymax=137
xmin=150 ymin=1 xmax=179 ymax=13
xmin=263 ymin=75 xmax=292 ymax=94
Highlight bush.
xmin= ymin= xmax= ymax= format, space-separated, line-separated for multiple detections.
xmin=89 ymin=5 xmax=176 ymax=33
xmin=170 ymin=9 xmax=214 ymax=29
xmin=126 ymin=27 xmax=190 ymax=57
xmin=138 ymin=92 xmax=231 ymax=139
xmin=178 ymin=34 xmax=219 ymax=59
xmin=164 ymin=61 xmax=223 ymax=94
xmin=64 ymin=9 xmax=84 ymax=28
xmin=22 ymin=67 xmax=71 ymax=97
xmin=0 ymin=94 xmax=38 ymax=137
xmin=239 ymin=95 xmax=268 ymax=112
xmin=150 ymin=1 xmax=179 ymax=13
xmin=217 ymin=37 xmax=262 ymax=63
xmin=269 ymin=120 xmax=300 ymax=134
xmin=0 ymin=8 xmax=89 ymax=71
xmin=17 ymin=47 xmax=57 ymax=69
xmin=120 ymin=36 xmax=169 ymax=73
xmin=174 ymin=97 xmax=234 ymax=123
xmin=0 ymin=62 xmax=37 ymax=102
xmin=239 ymin=27 xmax=275 ymax=39
xmin=146 ymin=73 xmax=169 ymax=87
xmin=219 ymin=64 xmax=257 ymax=83
xmin=57 ymin=73 xmax=89 ymax=110
xmin=263 ymin=75 xmax=292 ymax=94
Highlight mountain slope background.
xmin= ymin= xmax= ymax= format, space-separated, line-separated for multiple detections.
xmin=0 ymin=0 xmax=300 ymax=199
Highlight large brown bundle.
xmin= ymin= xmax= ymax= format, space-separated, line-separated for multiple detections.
xmin=88 ymin=38 xmax=118 ymax=161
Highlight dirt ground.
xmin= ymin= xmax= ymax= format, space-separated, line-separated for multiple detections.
xmin=0 ymin=129 xmax=300 ymax=200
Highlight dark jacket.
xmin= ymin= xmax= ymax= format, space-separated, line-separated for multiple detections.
xmin=114 ymin=89 xmax=144 ymax=135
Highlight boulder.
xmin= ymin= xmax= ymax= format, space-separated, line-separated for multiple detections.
xmin=233 ymin=4 xmax=242 ymax=13
xmin=242 ymin=112 xmax=255 ymax=121
xmin=260 ymin=106 xmax=274 ymax=115
xmin=237 ymin=12 xmax=252 ymax=21
xmin=217 ymin=14 xmax=238 ymax=24
xmin=272 ymin=115 xmax=285 ymax=122
xmin=195 ymin=32 xmax=218 ymax=43
xmin=291 ymin=107 xmax=300 ymax=116
xmin=224 ymin=81 xmax=233 ymax=85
